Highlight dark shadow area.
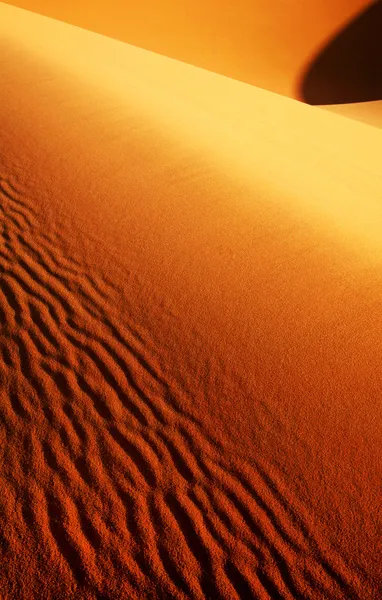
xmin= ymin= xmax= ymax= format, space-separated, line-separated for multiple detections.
xmin=300 ymin=1 xmax=382 ymax=105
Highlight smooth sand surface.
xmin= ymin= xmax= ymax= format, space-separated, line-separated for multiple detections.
xmin=0 ymin=3 xmax=382 ymax=599
xmin=2 ymin=0 xmax=372 ymax=98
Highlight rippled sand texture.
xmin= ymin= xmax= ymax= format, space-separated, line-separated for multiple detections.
xmin=0 ymin=3 xmax=382 ymax=600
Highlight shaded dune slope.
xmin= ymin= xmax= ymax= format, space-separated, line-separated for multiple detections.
xmin=301 ymin=0 xmax=382 ymax=129
xmin=0 ymin=4 xmax=381 ymax=600
xmin=300 ymin=0 xmax=382 ymax=104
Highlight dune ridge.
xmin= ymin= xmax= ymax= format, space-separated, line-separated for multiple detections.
xmin=0 ymin=3 xmax=381 ymax=599
xmin=2 ymin=0 xmax=371 ymax=98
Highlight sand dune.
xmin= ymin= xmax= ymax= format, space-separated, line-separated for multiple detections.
xmin=2 ymin=0 xmax=372 ymax=98
xmin=1 ymin=3 xmax=382 ymax=600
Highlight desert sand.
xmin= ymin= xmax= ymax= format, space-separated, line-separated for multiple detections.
xmin=0 ymin=3 xmax=381 ymax=600
xmin=2 ymin=0 xmax=372 ymax=98
xmin=324 ymin=101 xmax=382 ymax=129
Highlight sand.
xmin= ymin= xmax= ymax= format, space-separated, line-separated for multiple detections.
xmin=323 ymin=101 xmax=382 ymax=129
xmin=300 ymin=1 xmax=382 ymax=106
xmin=2 ymin=0 xmax=371 ymax=98
xmin=0 ymin=3 xmax=381 ymax=600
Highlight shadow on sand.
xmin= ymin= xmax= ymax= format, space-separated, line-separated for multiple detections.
xmin=300 ymin=1 xmax=382 ymax=105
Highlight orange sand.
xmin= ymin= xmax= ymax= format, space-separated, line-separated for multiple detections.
xmin=2 ymin=0 xmax=371 ymax=98
xmin=0 ymin=3 xmax=381 ymax=600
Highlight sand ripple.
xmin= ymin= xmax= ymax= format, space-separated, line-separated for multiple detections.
xmin=0 ymin=173 xmax=371 ymax=599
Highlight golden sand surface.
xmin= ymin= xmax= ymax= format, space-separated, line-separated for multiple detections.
xmin=0 ymin=3 xmax=381 ymax=599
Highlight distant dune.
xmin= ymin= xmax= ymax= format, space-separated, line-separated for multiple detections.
xmin=2 ymin=0 xmax=372 ymax=98
xmin=323 ymin=101 xmax=382 ymax=128
xmin=0 ymin=3 xmax=382 ymax=600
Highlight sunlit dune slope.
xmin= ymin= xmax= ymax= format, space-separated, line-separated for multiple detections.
xmin=3 ymin=0 xmax=372 ymax=97
xmin=0 ymin=3 xmax=382 ymax=600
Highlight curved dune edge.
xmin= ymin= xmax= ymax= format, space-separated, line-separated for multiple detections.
xmin=0 ymin=3 xmax=382 ymax=600
xmin=2 ymin=0 xmax=372 ymax=98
